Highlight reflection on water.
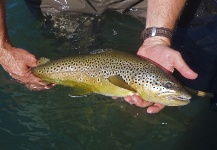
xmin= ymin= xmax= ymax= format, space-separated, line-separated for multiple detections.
xmin=0 ymin=79 xmax=192 ymax=149
xmin=40 ymin=10 xmax=144 ymax=57
xmin=1 ymin=0 xmax=217 ymax=150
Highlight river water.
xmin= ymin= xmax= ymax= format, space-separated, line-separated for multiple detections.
xmin=1 ymin=0 xmax=217 ymax=150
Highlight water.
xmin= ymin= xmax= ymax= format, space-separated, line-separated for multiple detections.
xmin=1 ymin=0 xmax=217 ymax=150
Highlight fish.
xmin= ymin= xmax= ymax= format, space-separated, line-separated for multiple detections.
xmin=32 ymin=50 xmax=191 ymax=106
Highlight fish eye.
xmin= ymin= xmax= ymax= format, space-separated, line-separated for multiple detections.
xmin=164 ymin=82 xmax=172 ymax=89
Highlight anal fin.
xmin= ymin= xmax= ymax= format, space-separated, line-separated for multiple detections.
xmin=68 ymin=87 xmax=92 ymax=98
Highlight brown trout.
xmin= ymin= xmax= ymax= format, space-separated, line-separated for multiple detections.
xmin=32 ymin=50 xmax=191 ymax=106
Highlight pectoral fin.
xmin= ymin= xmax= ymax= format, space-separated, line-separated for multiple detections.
xmin=108 ymin=75 xmax=137 ymax=92
xmin=37 ymin=57 xmax=50 ymax=66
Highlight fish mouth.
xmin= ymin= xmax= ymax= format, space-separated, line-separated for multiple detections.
xmin=158 ymin=92 xmax=191 ymax=106
xmin=158 ymin=91 xmax=191 ymax=101
xmin=163 ymin=94 xmax=191 ymax=106
xmin=169 ymin=95 xmax=191 ymax=101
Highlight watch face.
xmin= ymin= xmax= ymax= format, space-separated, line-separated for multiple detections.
xmin=151 ymin=27 xmax=157 ymax=36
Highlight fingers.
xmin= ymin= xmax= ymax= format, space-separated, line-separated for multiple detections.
xmin=124 ymin=95 xmax=153 ymax=107
xmin=25 ymin=82 xmax=55 ymax=91
xmin=124 ymin=95 xmax=165 ymax=114
xmin=147 ymin=103 xmax=165 ymax=114
xmin=11 ymin=71 xmax=55 ymax=91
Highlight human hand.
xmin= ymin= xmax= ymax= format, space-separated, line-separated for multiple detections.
xmin=124 ymin=37 xmax=198 ymax=114
xmin=137 ymin=37 xmax=198 ymax=79
xmin=0 ymin=45 xmax=54 ymax=90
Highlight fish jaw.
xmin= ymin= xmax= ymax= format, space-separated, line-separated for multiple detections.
xmin=138 ymin=93 xmax=190 ymax=106
xmin=135 ymin=86 xmax=191 ymax=106
xmin=158 ymin=92 xmax=191 ymax=106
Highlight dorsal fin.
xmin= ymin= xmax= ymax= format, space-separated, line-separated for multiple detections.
xmin=37 ymin=57 xmax=50 ymax=66
xmin=90 ymin=49 xmax=112 ymax=54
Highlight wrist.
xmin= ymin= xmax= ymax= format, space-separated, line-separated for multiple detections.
xmin=0 ymin=39 xmax=13 ymax=62
xmin=0 ymin=38 xmax=12 ymax=49
xmin=142 ymin=36 xmax=171 ymax=47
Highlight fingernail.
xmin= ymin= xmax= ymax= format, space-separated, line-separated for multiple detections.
xmin=147 ymin=108 xmax=154 ymax=114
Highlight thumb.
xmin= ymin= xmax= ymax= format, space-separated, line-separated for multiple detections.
xmin=174 ymin=54 xmax=198 ymax=79
xmin=25 ymin=53 xmax=38 ymax=68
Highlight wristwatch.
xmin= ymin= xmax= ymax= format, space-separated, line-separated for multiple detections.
xmin=142 ymin=27 xmax=173 ymax=40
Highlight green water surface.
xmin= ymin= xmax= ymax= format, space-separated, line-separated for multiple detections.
xmin=1 ymin=0 xmax=217 ymax=150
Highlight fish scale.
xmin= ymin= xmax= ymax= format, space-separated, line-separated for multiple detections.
xmin=32 ymin=50 xmax=191 ymax=106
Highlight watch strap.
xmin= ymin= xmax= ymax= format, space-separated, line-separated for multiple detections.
xmin=142 ymin=27 xmax=173 ymax=40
